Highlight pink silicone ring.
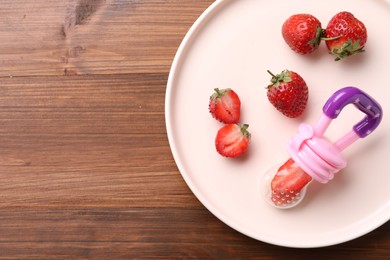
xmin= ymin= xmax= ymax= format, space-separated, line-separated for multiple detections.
xmin=287 ymin=123 xmax=347 ymax=183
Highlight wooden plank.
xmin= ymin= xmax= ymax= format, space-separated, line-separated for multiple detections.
xmin=0 ymin=0 xmax=211 ymax=77
xmin=0 ymin=209 xmax=388 ymax=258
xmin=0 ymin=74 xmax=200 ymax=209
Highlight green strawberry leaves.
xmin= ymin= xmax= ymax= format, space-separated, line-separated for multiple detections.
xmin=330 ymin=40 xmax=365 ymax=61
xmin=267 ymin=70 xmax=292 ymax=89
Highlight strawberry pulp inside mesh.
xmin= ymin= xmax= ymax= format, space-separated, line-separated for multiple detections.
xmin=271 ymin=158 xmax=313 ymax=207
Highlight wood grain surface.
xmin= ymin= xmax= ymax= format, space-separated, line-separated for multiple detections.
xmin=0 ymin=0 xmax=389 ymax=258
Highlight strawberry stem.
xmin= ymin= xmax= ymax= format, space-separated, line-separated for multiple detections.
xmin=321 ymin=35 xmax=342 ymax=41
xmin=267 ymin=70 xmax=276 ymax=78
xmin=241 ymin=124 xmax=249 ymax=131
xmin=267 ymin=70 xmax=292 ymax=88
xmin=319 ymin=28 xmax=342 ymax=41
xmin=239 ymin=124 xmax=251 ymax=138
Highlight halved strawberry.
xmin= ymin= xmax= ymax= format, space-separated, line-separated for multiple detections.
xmin=209 ymin=88 xmax=241 ymax=124
xmin=215 ymin=124 xmax=250 ymax=158
xmin=271 ymin=158 xmax=312 ymax=207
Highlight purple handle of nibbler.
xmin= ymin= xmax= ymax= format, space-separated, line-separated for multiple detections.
xmin=322 ymin=87 xmax=383 ymax=138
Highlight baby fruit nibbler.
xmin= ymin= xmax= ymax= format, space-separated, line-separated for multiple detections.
xmin=264 ymin=87 xmax=382 ymax=209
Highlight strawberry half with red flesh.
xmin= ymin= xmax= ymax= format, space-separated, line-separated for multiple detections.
xmin=325 ymin=11 xmax=367 ymax=61
xmin=215 ymin=124 xmax=250 ymax=158
xmin=266 ymin=70 xmax=308 ymax=118
xmin=209 ymin=88 xmax=241 ymax=124
xmin=271 ymin=158 xmax=313 ymax=208
xmin=282 ymin=14 xmax=323 ymax=55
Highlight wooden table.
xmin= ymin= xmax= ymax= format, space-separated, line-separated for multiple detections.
xmin=0 ymin=0 xmax=388 ymax=258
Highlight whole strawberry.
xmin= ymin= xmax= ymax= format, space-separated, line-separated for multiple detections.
xmin=266 ymin=70 xmax=308 ymax=118
xmin=325 ymin=11 xmax=367 ymax=61
xmin=209 ymin=88 xmax=241 ymax=124
xmin=215 ymin=124 xmax=250 ymax=158
xmin=282 ymin=14 xmax=323 ymax=55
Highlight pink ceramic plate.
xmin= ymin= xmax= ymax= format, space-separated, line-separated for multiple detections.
xmin=166 ymin=0 xmax=390 ymax=247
